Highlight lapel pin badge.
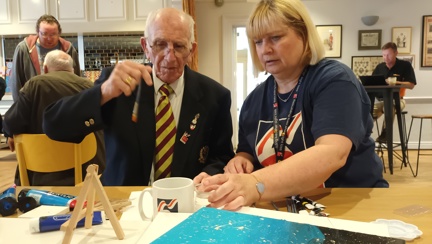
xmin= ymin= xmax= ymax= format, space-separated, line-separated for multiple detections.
xmin=180 ymin=132 xmax=190 ymax=144
xmin=190 ymin=113 xmax=200 ymax=130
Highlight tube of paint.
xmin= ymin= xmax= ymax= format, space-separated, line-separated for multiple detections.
xmin=18 ymin=189 xmax=80 ymax=211
xmin=29 ymin=211 xmax=103 ymax=233
xmin=18 ymin=196 xmax=39 ymax=213
xmin=0 ymin=184 xmax=18 ymax=216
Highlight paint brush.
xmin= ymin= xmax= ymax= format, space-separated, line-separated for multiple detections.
xmin=131 ymin=81 xmax=142 ymax=122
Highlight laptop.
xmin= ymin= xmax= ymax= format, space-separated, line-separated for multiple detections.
xmin=359 ymin=75 xmax=388 ymax=86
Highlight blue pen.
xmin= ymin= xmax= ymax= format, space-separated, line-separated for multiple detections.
xmin=29 ymin=211 xmax=103 ymax=233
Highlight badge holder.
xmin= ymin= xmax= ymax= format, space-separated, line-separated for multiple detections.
xmin=60 ymin=164 xmax=124 ymax=244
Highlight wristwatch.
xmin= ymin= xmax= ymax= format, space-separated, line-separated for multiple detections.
xmin=251 ymin=174 xmax=265 ymax=201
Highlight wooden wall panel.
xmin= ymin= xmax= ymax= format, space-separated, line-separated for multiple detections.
xmin=18 ymin=0 xmax=48 ymax=23
xmin=56 ymin=0 xmax=88 ymax=22
xmin=0 ymin=0 xmax=11 ymax=24
xmin=95 ymin=0 xmax=126 ymax=21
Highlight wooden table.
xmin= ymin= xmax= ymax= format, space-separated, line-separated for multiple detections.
xmin=259 ymin=187 xmax=431 ymax=243
xmin=10 ymin=186 xmax=432 ymax=243
xmin=364 ymin=85 xmax=409 ymax=174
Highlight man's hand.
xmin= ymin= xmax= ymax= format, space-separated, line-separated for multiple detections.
xmin=224 ymin=153 xmax=254 ymax=174
xmin=7 ymin=137 xmax=14 ymax=152
xmin=100 ymin=61 xmax=153 ymax=105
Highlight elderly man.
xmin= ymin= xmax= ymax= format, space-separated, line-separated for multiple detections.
xmin=3 ymin=50 xmax=105 ymax=186
xmin=43 ymin=8 xmax=234 ymax=186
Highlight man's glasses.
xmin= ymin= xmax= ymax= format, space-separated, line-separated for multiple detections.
xmin=39 ymin=32 xmax=59 ymax=38
xmin=148 ymin=40 xmax=191 ymax=58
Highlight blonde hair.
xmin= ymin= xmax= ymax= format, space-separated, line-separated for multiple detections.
xmin=246 ymin=0 xmax=325 ymax=72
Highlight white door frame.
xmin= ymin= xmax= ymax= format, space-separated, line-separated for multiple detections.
xmin=222 ymin=15 xmax=248 ymax=148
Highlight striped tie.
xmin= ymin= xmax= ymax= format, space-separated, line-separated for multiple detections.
xmin=155 ymin=84 xmax=176 ymax=180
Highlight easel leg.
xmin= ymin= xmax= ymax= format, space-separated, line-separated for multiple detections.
xmin=85 ymin=166 xmax=97 ymax=228
xmin=61 ymin=169 xmax=93 ymax=244
xmin=92 ymin=173 xmax=125 ymax=239
xmin=60 ymin=164 xmax=124 ymax=243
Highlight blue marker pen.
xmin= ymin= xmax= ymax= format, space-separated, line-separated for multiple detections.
xmin=0 ymin=184 xmax=18 ymax=216
xmin=29 ymin=211 xmax=103 ymax=233
xmin=18 ymin=189 xmax=82 ymax=211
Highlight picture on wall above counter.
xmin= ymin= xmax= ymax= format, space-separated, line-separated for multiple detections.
xmin=392 ymin=27 xmax=412 ymax=54
xmin=316 ymin=25 xmax=342 ymax=58
xmin=358 ymin=30 xmax=382 ymax=50
xmin=351 ymin=56 xmax=383 ymax=79
xmin=421 ymin=15 xmax=432 ymax=67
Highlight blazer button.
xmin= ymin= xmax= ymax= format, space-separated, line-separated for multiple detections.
xmin=89 ymin=118 xmax=95 ymax=125
xmin=85 ymin=121 xmax=90 ymax=127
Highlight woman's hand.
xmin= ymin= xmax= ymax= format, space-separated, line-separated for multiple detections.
xmin=202 ymin=173 xmax=260 ymax=211
xmin=224 ymin=153 xmax=254 ymax=174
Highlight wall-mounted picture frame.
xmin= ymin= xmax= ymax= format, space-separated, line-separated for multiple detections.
xmin=421 ymin=15 xmax=432 ymax=67
xmin=358 ymin=29 xmax=382 ymax=50
xmin=392 ymin=27 xmax=412 ymax=54
xmin=351 ymin=56 xmax=383 ymax=79
xmin=316 ymin=25 xmax=342 ymax=58
xmin=397 ymin=54 xmax=415 ymax=68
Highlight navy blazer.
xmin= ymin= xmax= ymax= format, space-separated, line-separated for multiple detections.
xmin=43 ymin=65 xmax=234 ymax=186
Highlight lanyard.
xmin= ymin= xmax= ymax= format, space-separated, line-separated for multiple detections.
xmin=272 ymin=67 xmax=308 ymax=162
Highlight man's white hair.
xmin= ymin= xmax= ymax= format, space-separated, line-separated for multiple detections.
xmin=43 ymin=50 xmax=74 ymax=72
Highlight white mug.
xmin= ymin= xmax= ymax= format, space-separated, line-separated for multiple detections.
xmin=138 ymin=177 xmax=194 ymax=221
xmin=388 ymin=77 xmax=397 ymax=85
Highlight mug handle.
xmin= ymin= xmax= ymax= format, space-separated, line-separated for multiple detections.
xmin=138 ymin=188 xmax=154 ymax=221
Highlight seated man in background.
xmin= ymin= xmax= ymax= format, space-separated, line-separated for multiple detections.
xmin=3 ymin=50 xmax=105 ymax=186
xmin=372 ymin=42 xmax=416 ymax=142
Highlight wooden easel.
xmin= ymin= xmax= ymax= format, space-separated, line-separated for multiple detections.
xmin=61 ymin=164 xmax=124 ymax=244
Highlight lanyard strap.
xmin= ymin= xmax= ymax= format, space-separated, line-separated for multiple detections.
xmin=272 ymin=67 xmax=308 ymax=162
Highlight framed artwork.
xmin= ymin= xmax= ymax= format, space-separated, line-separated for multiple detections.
xmin=351 ymin=56 xmax=383 ymax=79
xmin=358 ymin=30 xmax=382 ymax=50
xmin=392 ymin=27 xmax=412 ymax=54
xmin=316 ymin=25 xmax=342 ymax=58
xmin=397 ymin=54 xmax=415 ymax=68
xmin=421 ymin=15 xmax=432 ymax=67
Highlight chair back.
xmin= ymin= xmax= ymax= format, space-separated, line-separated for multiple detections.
xmin=14 ymin=133 xmax=97 ymax=186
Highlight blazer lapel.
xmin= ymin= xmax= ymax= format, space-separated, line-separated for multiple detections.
xmin=172 ymin=67 xmax=205 ymax=175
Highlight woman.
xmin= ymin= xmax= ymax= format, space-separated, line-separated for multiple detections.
xmin=195 ymin=0 xmax=388 ymax=211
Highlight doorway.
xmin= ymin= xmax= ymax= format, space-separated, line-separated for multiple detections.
xmin=232 ymin=26 xmax=269 ymax=147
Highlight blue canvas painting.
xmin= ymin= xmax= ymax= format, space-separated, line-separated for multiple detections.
xmin=152 ymin=207 xmax=324 ymax=243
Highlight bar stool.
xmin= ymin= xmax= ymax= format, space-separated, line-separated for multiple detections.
xmin=374 ymin=111 xmax=409 ymax=172
xmin=406 ymin=114 xmax=432 ymax=177
xmin=395 ymin=111 xmax=409 ymax=166
xmin=373 ymin=116 xmax=385 ymax=172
